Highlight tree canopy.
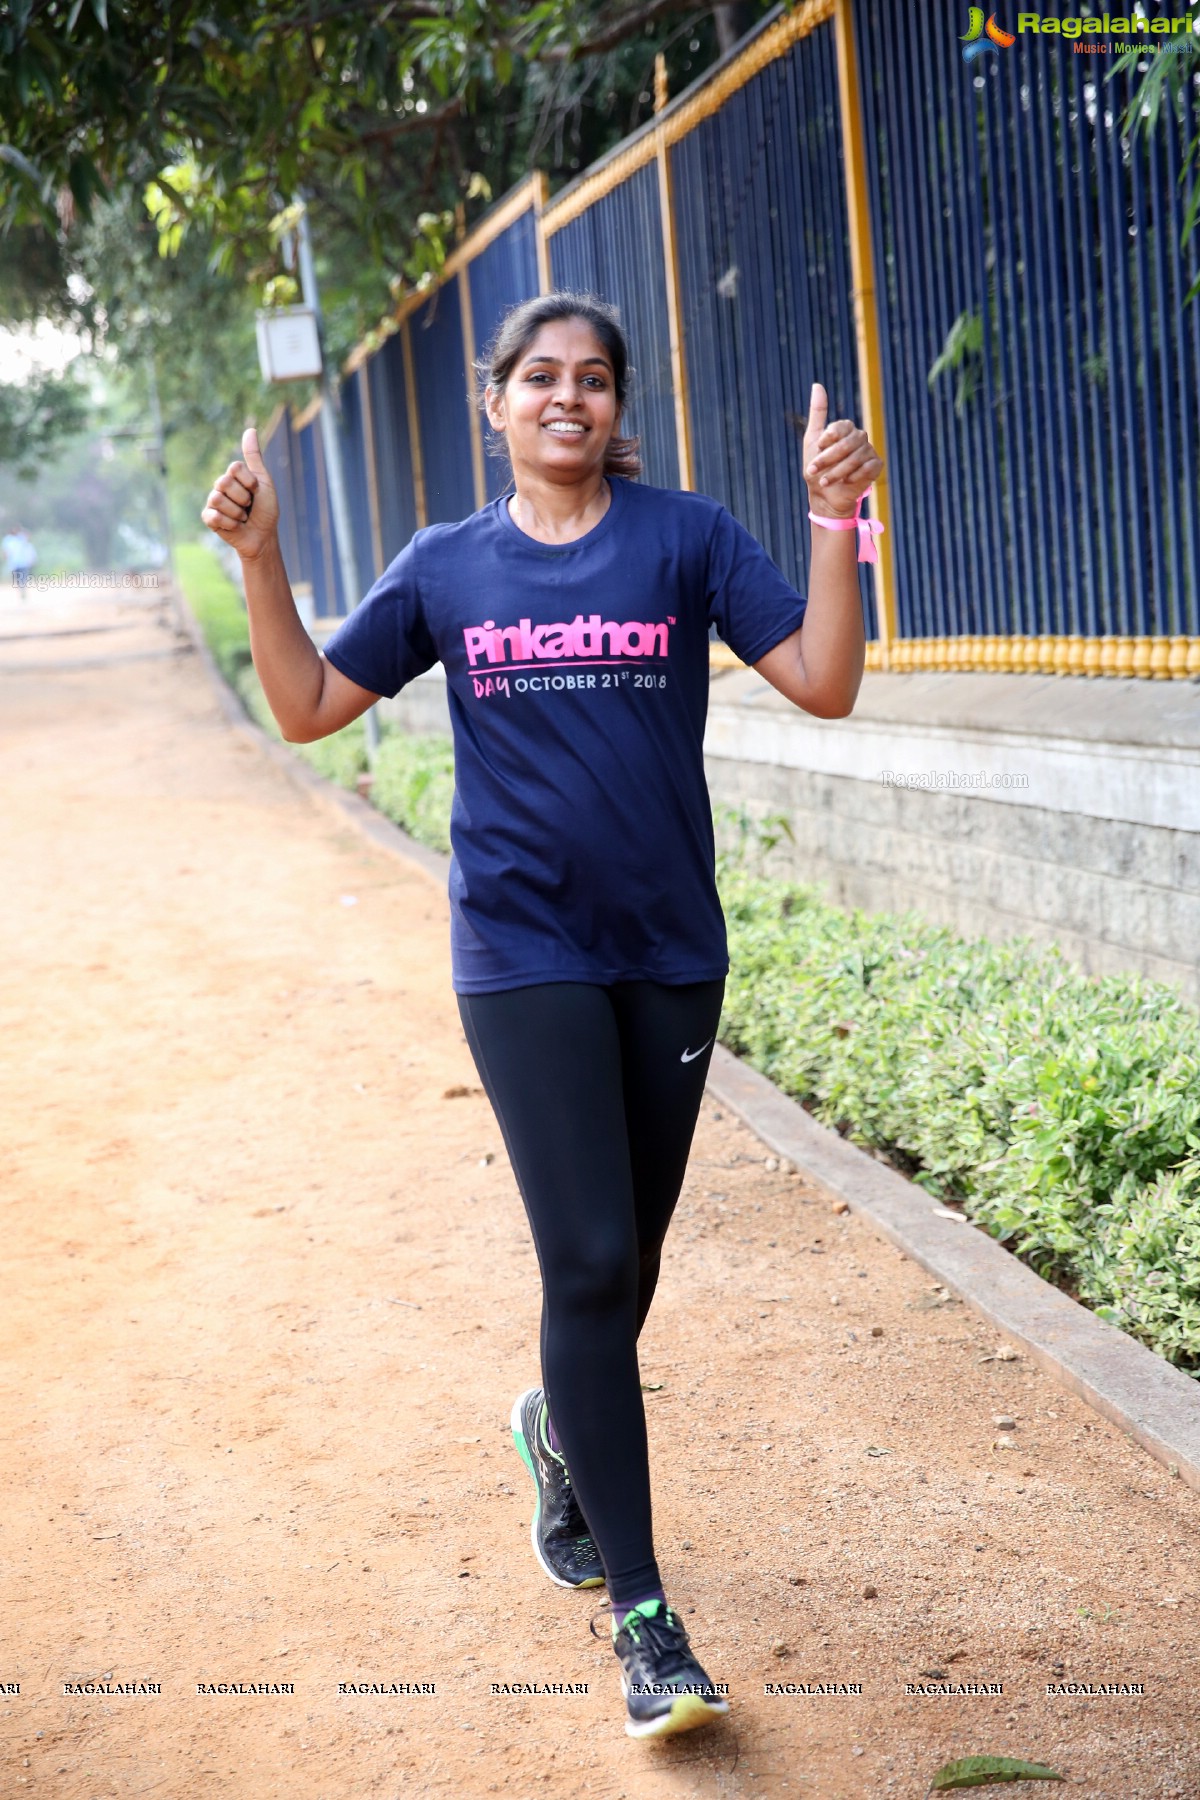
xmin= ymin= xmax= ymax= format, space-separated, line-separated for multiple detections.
xmin=0 ymin=0 xmax=770 ymax=505
xmin=1 ymin=1 xmax=769 ymax=293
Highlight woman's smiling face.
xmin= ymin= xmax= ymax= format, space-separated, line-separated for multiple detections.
xmin=485 ymin=317 xmax=619 ymax=482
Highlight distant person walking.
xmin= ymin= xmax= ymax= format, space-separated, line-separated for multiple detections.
xmin=2 ymin=526 xmax=37 ymax=592
xmin=202 ymin=289 xmax=882 ymax=1741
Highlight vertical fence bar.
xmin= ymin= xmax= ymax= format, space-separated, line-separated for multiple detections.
xmin=655 ymin=55 xmax=694 ymax=491
xmin=835 ymin=0 xmax=895 ymax=666
xmin=1061 ymin=56 xmax=1099 ymax=647
xmin=533 ymin=169 xmax=552 ymax=296
xmin=1101 ymin=62 xmax=1141 ymax=650
xmin=1165 ymin=78 xmax=1200 ymax=659
xmin=357 ymin=353 xmax=385 ymax=581
xmin=948 ymin=32 xmax=1003 ymax=644
xmin=1185 ymin=75 xmax=1200 ymax=661
xmin=916 ymin=12 xmax=964 ymax=643
xmin=1074 ymin=62 xmax=1112 ymax=652
xmin=401 ymin=317 xmax=428 ymax=531
xmin=458 ymin=266 xmax=487 ymax=511
xmin=1047 ymin=52 xmax=1084 ymax=662
xmin=312 ymin=423 xmax=341 ymax=617
xmin=1152 ymin=92 xmax=1183 ymax=645
xmin=984 ymin=64 xmax=1030 ymax=640
xmin=879 ymin=0 xmax=932 ymax=643
xmin=1010 ymin=61 xmax=1054 ymax=645
xmin=1131 ymin=101 xmax=1164 ymax=650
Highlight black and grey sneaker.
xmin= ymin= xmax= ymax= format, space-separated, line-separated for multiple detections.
xmin=510 ymin=1387 xmax=605 ymax=1590
xmin=598 ymin=1598 xmax=731 ymax=1739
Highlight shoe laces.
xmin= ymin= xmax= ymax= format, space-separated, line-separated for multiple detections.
xmin=629 ymin=1610 xmax=701 ymax=1684
xmin=588 ymin=1603 xmax=614 ymax=1642
xmin=592 ymin=1600 xmax=693 ymax=1670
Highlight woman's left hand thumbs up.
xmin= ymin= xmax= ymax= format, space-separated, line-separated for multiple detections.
xmin=802 ymin=382 xmax=883 ymax=519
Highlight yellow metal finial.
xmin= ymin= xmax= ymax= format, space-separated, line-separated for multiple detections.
xmin=654 ymin=53 xmax=669 ymax=114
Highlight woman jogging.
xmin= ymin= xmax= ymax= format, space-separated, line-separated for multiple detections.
xmin=202 ymin=289 xmax=882 ymax=1740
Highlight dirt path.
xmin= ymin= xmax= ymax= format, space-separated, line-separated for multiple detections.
xmin=2 ymin=580 xmax=1198 ymax=1800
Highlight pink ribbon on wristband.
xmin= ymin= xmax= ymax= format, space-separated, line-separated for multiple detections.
xmin=808 ymin=485 xmax=884 ymax=564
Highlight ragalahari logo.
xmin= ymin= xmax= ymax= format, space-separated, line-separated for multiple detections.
xmin=961 ymin=7 xmax=1017 ymax=57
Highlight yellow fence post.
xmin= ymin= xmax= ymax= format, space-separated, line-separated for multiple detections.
xmin=654 ymin=54 xmax=694 ymax=492
xmin=533 ymin=169 xmax=552 ymax=296
xmin=357 ymin=364 xmax=385 ymax=581
xmin=834 ymin=0 xmax=897 ymax=671
xmin=458 ymin=264 xmax=488 ymax=511
xmin=401 ymin=318 xmax=428 ymax=530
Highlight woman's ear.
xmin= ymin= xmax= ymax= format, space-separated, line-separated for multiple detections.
xmin=483 ymin=383 xmax=505 ymax=433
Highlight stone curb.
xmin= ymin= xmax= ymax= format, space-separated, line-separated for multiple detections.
xmin=706 ymin=1045 xmax=1200 ymax=1494
xmin=177 ymin=582 xmax=1200 ymax=1495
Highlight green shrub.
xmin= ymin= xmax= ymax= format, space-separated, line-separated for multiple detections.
xmin=717 ymin=852 xmax=1200 ymax=1377
xmin=233 ymin=662 xmax=369 ymax=789
xmin=175 ymin=542 xmax=252 ymax=683
xmin=369 ymin=732 xmax=455 ymax=854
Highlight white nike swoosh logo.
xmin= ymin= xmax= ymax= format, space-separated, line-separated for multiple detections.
xmin=680 ymin=1038 xmax=713 ymax=1063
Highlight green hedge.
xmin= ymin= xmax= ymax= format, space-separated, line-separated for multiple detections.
xmin=369 ymin=732 xmax=455 ymax=855
xmin=233 ymin=663 xmax=371 ymax=790
xmin=716 ymin=852 xmax=1200 ymax=1377
xmin=179 ymin=581 xmax=1200 ymax=1379
xmin=175 ymin=542 xmax=253 ymax=685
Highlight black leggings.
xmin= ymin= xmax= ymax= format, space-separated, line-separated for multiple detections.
xmin=457 ymin=977 xmax=725 ymax=1607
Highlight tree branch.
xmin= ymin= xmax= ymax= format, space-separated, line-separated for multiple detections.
xmin=537 ymin=0 xmax=706 ymax=62
xmin=257 ymin=0 xmax=443 ymax=28
xmin=356 ymin=94 xmax=465 ymax=145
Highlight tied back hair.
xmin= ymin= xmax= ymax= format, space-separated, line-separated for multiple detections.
xmin=473 ymin=290 xmax=642 ymax=481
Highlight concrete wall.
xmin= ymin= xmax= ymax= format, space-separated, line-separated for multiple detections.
xmin=705 ymin=667 xmax=1200 ymax=1005
xmin=373 ymin=662 xmax=1200 ymax=1006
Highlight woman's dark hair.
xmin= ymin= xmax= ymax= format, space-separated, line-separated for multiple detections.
xmin=474 ymin=289 xmax=642 ymax=481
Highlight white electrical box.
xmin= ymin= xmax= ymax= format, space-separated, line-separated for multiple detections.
xmin=255 ymin=307 xmax=323 ymax=382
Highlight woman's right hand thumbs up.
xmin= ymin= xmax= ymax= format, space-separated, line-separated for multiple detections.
xmin=201 ymin=425 xmax=280 ymax=560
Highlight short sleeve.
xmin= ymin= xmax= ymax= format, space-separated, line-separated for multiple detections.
xmin=320 ymin=535 xmax=439 ymax=698
xmin=705 ymin=504 xmax=807 ymax=667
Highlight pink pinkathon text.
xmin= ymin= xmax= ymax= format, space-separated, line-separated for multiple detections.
xmin=463 ymin=614 xmax=671 ymax=667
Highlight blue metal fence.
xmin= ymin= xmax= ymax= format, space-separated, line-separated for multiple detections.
xmin=261 ymin=407 xmax=308 ymax=594
xmin=467 ymin=211 xmax=542 ymax=500
xmin=337 ymin=367 xmax=374 ymax=608
xmin=548 ymin=162 xmax=680 ymax=491
xmin=261 ymin=5 xmax=1200 ymax=674
xmin=411 ymin=282 xmax=476 ymax=524
xmin=368 ymin=329 xmax=420 ymax=566
xmin=672 ymin=16 xmax=869 ymax=620
xmin=853 ymin=0 xmax=1200 ymax=643
xmin=296 ymin=418 xmax=343 ymax=618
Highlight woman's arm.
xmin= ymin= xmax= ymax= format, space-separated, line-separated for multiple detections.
xmin=753 ymin=383 xmax=882 ymax=719
xmin=202 ymin=426 xmax=380 ymax=742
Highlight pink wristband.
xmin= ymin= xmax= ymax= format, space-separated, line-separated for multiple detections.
xmin=808 ymin=485 xmax=884 ymax=564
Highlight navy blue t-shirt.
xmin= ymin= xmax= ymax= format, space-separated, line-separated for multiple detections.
xmin=321 ymin=476 xmax=806 ymax=993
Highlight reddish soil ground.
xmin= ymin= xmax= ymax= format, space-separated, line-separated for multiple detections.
xmin=1 ymin=581 xmax=1198 ymax=1800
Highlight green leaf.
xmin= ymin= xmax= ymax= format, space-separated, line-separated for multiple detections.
xmin=91 ymin=0 xmax=108 ymax=28
xmin=929 ymin=1756 xmax=1065 ymax=1791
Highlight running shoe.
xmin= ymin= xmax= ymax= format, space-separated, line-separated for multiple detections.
xmin=510 ymin=1387 xmax=605 ymax=1589
xmin=599 ymin=1598 xmax=731 ymax=1739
